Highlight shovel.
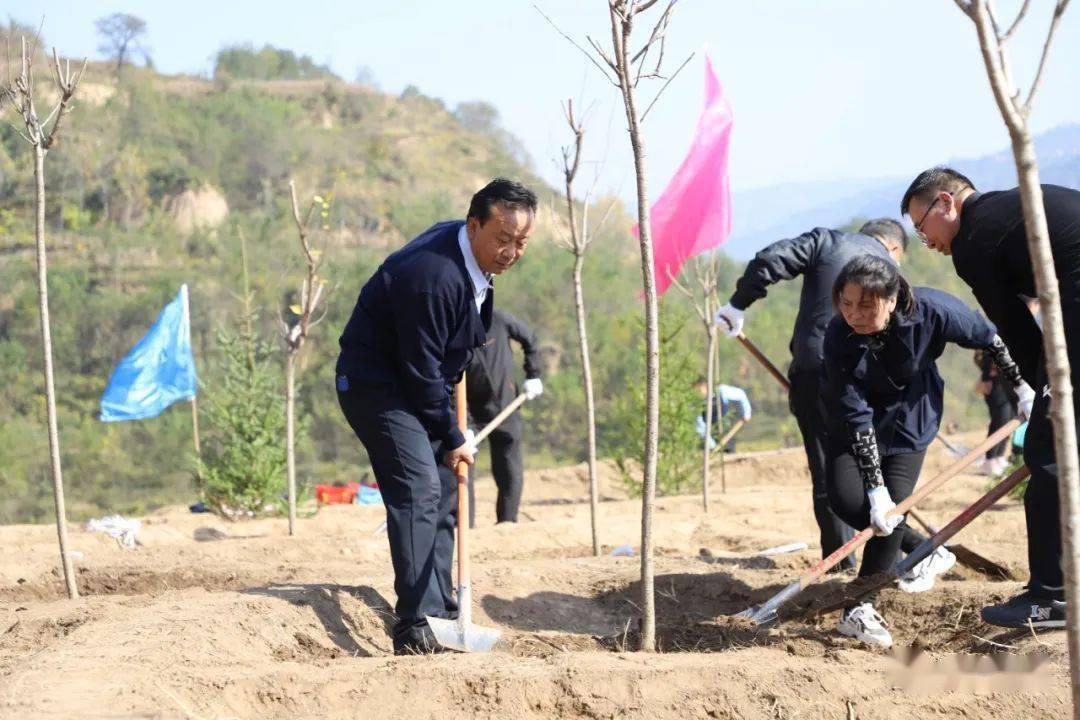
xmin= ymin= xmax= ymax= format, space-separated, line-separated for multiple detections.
xmin=466 ymin=392 xmax=529 ymax=529
xmin=906 ymin=507 xmax=1014 ymax=579
xmin=426 ymin=375 xmax=501 ymax=653
xmin=806 ymin=465 xmax=1030 ymax=617
xmin=733 ymin=419 xmax=1020 ymax=625
xmin=934 ymin=432 xmax=971 ymax=458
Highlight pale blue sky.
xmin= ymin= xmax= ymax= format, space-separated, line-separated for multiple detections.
xmin=15 ymin=1 xmax=1080 ymax=199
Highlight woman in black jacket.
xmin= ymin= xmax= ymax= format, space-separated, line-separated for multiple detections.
xmin=822 ymin=255 xmax=1032 ymax=648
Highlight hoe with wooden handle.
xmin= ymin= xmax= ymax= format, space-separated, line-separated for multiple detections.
xmin=733 ymin=419 xmax=1020 ymax=625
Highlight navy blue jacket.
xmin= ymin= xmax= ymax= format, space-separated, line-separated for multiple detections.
xmin=729 ymin=228 xmax=893 ymax=374
xmin=822 ymin=287 xmax=995 ymax=455
xmin=336 ymin=221 xmax=492 ymax=449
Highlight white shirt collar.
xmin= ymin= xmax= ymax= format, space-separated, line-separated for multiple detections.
xmin=458 ymin=223 xmax=492 ymax=311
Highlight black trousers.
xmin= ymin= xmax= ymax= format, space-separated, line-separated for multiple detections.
xmin=337 ymin=380 xmax=458 ymax=642
xmin=468 ymin=415 xmax=524 ymax=525
xmin=827 ymin=449 xmax=927 ymax=582
xmin=984 ymin=378 xmax=1018 ymax=459
xmin=1022 ymin=364 xmax=1070 ymax=597
xmin=789 ymin=371 xmax=856 ymax=570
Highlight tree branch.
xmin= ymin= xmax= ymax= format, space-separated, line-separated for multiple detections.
xmin=1002 ymin=0 xmax=1032 ymax=41
xmin=1023 ymin=0 xmax=1071 ymax=115
xmin=640 ymin=50 xmax=695 ymax=122
xmin=533 ymin=4 xmax=619 ymax=85
xmin=953 ymin=0 xmax=974 ymax=17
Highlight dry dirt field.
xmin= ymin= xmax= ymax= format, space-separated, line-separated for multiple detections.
xmin=0 ymin=442 xmax=1068 ymax=719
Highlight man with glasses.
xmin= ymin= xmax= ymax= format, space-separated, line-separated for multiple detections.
xmin=714 ymin=218 xmax=908 ymax=574
xmin=901 ymin=166 xmax=1080 ymax=630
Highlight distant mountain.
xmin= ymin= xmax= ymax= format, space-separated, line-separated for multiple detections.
xmin=726 ymin=124 xmax=1080 ymax=259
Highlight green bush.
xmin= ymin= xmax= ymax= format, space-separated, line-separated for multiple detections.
xmin=199 ymin=311 xmax=287 ymax=517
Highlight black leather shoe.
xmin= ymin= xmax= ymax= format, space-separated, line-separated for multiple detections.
xmin=393 ymin=624 xmax=447 ymax=656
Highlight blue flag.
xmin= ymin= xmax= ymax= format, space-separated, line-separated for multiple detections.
xmin=100 ymin=285 xmax=197 ymax=422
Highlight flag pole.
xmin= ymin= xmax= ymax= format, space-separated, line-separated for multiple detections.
xmin=190 ymin=396 xmax=201 ymax=460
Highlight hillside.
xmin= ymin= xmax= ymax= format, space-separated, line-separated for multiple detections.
xmin=1 ymin=55 xmax=1004 ymax=523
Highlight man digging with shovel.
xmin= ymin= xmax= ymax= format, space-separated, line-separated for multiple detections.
xmin=335 ymin=178 xmax=537 ymax=655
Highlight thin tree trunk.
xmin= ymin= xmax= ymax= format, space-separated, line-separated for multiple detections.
xmin=702 ymin=325 xmax=716 ymax=512
xmin=34 ymin=145 xmax=77 ymax=600
xmin=611 ymin=14 xmax=661 ymax=651
xmin=573 ymin=254 xmax=601 ymax=556
xmin=285 ymin=351 xmax=297 ymax=535
xmin=966 ymin=4 xmax=1080 ymax=709
xmin=1014 ymin=135 xmax=1080 ymax=712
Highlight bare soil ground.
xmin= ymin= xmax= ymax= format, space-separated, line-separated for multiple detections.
xmin=0 ymin=445 xmax=1068 ymax=719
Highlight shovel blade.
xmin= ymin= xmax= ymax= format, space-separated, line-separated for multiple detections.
xmin=733 ymin=604 xmax=777 ymax=626
xmin=426 ymin=615 xmax=501 ymax=653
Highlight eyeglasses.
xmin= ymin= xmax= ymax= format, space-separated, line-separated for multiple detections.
xmin=914 ymin=196 xmax=943 ymax=244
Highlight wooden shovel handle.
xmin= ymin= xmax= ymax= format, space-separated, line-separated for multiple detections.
xmin=737 ymin=332 xmax=791 ymax=391
xmin=455 ymin=377 xmax=470 ymax=590
xmin=798 ymin=418 xmax=1021 ymax=588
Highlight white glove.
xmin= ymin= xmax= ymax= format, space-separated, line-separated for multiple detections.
xmin=463 ymin=427 xmax=477 ymax=454
xmin=523 ymin=378 xmax=543 ymax=400
xmin=1016 ymin=382 xmax=1035 ymax=421
xmin=714 ymin=303 xmax=744 ymax=338
xmin=867 ymin=486 xmax=903 ymax=537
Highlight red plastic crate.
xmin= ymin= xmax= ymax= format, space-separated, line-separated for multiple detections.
xmin=315 ymin=482 xmax=361 ymax=505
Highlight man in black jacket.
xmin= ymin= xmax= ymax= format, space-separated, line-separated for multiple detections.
xmin=466 ymin=308 xmax=543 ymax=525
xmin=714 ymin=219 xmax=907 ymax=571
xmin=336 ymin=178 xmax=537 ymax=654
xmin=901 ymin=167 xmax=1074 ymax=629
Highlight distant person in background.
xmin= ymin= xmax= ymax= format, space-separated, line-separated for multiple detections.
xmin=713 ymin=218 xmax=908 ymax=572
xmin=694 ymin=379 xmax=751 ymax=453
xmin=973 ymin=346 xmax=1018 ymax=476
xmin=466 ymin=308 xmax=543 ymax=525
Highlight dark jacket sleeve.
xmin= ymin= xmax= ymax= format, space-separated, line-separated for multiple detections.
xmin=822 ymin=319 xmax=874 ymax=439
xmin=979 ymin=350 xmax=995 ymax=381
xmin=960 ymin=260 xmax=1043 ymax=387
xmin=390 ymin=286 xmax=466 ymax=449
xmin=729 ymin=228 xmax=825 ymax=310
xmin=502 ymin=311 xmax=542 ymax=379
xmin=923 ymin=289 xmax=997 ymax=350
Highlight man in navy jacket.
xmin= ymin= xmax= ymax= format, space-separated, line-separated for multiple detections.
xmin=336 ymin=178 xmax=537 ymax=654
xmin=902 ymin=166 xmax=1075 ymax=629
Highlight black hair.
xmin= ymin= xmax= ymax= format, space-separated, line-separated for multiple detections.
xmin=466 ymin=178 xmax=538 ymax=224
xmin=832 ymin=254 xmax=916 ymax=318
xmin=900 ymin=167 xmax=976 ymax=215
xmin=859 ymin=218 xmax=909 ymax=251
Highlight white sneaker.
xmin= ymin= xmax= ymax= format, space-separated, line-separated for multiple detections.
xmin=837 ymin=602 xmax=892 ymax=648
xmin=898 ymin=546 xmax=957 ymax=593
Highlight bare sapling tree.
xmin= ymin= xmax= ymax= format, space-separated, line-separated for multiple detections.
xmin=668 ymin=255 xmax=721 ymax=510
xmin=2 ymin=38 xmax=87 ymax=599
xmin=953 ymin=0 xmax=1080 ymax=710
xmin=552 ymin=99 xmax=618 ymax=557
xmin=551 ymin=0 xmax=689 ymax=652
xmin=278 ymin=181 xmax=330 ymax=536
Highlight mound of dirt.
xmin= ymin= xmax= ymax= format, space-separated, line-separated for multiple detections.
xmin=0 ymin=445 xmax=1069 ymax=719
